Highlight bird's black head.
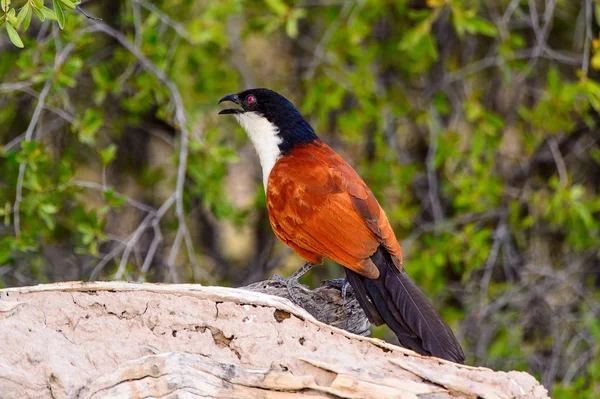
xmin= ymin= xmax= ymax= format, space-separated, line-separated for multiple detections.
xmin=219 ymin=88 xmax=318 ymax=155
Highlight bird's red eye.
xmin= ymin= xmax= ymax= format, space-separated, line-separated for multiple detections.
xmin=246 ymin=95 xmax=256 ymax=105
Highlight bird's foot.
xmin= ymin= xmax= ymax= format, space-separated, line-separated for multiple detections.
xmin=323 ymin=278 xmax=351 ymax=302
xmin=270 ymin=274 xmax=309 ymax=305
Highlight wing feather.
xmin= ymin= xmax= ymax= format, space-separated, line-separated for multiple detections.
xmin=266 ymin=141 xmax=402 ymax=278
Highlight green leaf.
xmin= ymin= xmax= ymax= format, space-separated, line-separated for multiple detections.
xmin=91 ymin=65 xmax=111 ymax=87
xmin=5 ymin=23 xmax=23 ymax=48
xmin=547 ymin=68 xmax=560 ymax=94
xmin=6 ymin=8 xmax=17 ymax=25
xmin=264 ymin=0 xmax=288 ymax=16
xmin=39 ymin=211 xmax=56 ymax=230
xmin=25 ymin=172 xmax=43 ymax=191
xmin=17 ymin=3 xmax=32 ymax=31
xmin=452 ymin=8 xmax=497 ymax=38
xmin=285 ymin=15 xmax=298 ymax=38
xmin=40 ymin=6 xmax=58 ymax=21
xmin=76 ymin=109 xmax=104 ymax=145
xmin=39 ymin=203 xmax=59 ymax=214
xmin=285 ymin=8 xmax=306 ymax=39
xmin=53 ymin=0 xmax=65 ymax=29
xmin=33 ymin=6 xmax=45 ymax=22
xmin=465 ymin=101 xmax=484 ymax=122
xmin=464 ymin=16 xmax=497 ymax=37
xmin=59 ymin=0 xmax=76 ymax=10
xmin=99 ymin=144 xmax=117 ymax=165
xmin=1 ymin=0 xmax=10 ymax=13
xmin=103 ymin=188 xmax=126 ymax=209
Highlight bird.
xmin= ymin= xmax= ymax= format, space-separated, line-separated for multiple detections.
xmin=219 ymin=88 xmax=465 ymax=364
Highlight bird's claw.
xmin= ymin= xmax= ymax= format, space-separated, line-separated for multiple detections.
xmin=270 ymin=274 xmax=308 ymax=304
xmin=323 ymin=278 xmax=351 ymax=302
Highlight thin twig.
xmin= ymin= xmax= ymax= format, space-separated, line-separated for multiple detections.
xmin=166 ymin=225 xmax=183 ymax=283
xmin=3 ymin=118 xmax=67 ymax=152
xmin=90 ymin=195 xmax=175 ymax=281
xmin=480 ymin=221 xmax=507 ymax=300
xmin=0 ymin=82 xmax=33 ymax=92
xmin=426 ymin=105 xmax=444 ymax=226
xmin=517 ymin=0 xmax=557 ymax=80
xmin=581 ymin=0 xmax=592 ymax=77
xmin=304 ymin=0 xmax=354 ymax=79
xmin=132 ymin=0 xmax=193 ymax=43
xmin=441 ymin=45 xmax=579 ymax=91
xmin=114 ymin=214 xmax=153 ymax=280
xmin=19 ymin=87 xmax=75 ymax=122
xmin=226 ymin=15 xmax=256 ymax=89
xmin=116 ymin=1 xmax=142 ymax=85
xmin=132 ymin=1 xmax=142 ymax=48
xmin=402 ymin=210 xmax=501 ymax=252
xmin=90 ymin=240 xmax=127 ymax=281
xmin=501 ymin=0 xmax=522 ymax=26
xmin=77 ymin=5 xmax=102 ymax=21
xmin=548 ymin=137 xmax=567 ymax=188
xmin=138 ymin=219 xmax=163 ymax=279
xmin=52 ymin=19 xmax=63 ymax=53
xmin=71 ymin=180 xmax=156 ymax=213
xmin=181 ymin=220 xmax=212 ymax=282
xmin=114 ymin=194 xmax=175 ymax=280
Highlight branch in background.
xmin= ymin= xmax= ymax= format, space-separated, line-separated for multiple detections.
xmin=226 ymin=15 xmax=257 ymax=89
xmin=165 ymin=223 xmax=183 ymax=282
xmin=85 ymin=21 xmax=208 ymax=283
xmin=132 ymin=0 xmax=193 ymax=43
xmin=76 ymin=5 xmax=102 ymax=21
xmin=581 ymin=0 xmax=592 ymax=78
xmin=0 ymin=82 xmax=33 ymax=93
xmin=114 ymin=194 xmax=174 ymax=281
xmin=515 ymin=0 xmax=558 ymax=80
xmin=3 ymin=117 xmax=68 ymax=152
xmin=426 ymin=105 xmax=445 ymax=227
xmin=303 ymin=0 xmax=355 ymax=79
xmin=402 ymin=210 xmax=501 ymax=253
xmin=89 ymin=195 xmax=175 ymax=281
xmin=13 ymin=42 xmax=75 ymax=238
xmin=548 ymin=137 xmax=568 ymax=188
xmin=479 ymin=219 xmax=508 ymax=301
xmin=71 ymin=180 xmax=156 ymax=213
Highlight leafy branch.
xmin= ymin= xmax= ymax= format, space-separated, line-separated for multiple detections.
xmin=1 ymin=0 xmax=79 ymax=48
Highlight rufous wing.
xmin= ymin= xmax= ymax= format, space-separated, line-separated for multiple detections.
xmin=266 ymin=141 xmax=402 ymax=279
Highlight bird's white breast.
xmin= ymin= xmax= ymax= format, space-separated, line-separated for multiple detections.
xmin=234 ymin=112 xmax=283 ymax=189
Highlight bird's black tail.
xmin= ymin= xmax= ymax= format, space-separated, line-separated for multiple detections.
xmin=345 ymin=246 xmax=465 ymax=363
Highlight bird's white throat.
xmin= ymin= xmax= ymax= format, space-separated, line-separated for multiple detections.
xmin=234 ymin=112 xmax=283 ymax=189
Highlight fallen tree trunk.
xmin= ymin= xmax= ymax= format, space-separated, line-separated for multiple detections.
xmin=0 ymin=282 xmax=548 ymax=399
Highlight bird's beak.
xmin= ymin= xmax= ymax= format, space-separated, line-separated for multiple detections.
xmin=218 ymin=93 xmax=243 ymax=115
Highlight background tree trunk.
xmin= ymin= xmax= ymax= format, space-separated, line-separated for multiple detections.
xmin=0 ymin=282 xmax=548 ymax=399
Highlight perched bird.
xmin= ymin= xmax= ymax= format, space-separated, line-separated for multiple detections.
xmin=219 ymin=88 xmax=465 ymax=363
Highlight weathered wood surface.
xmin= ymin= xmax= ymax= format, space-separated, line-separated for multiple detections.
xmin=244 ymin=278 xmax=371 ymax=336
xmin=0 ymin=281 xmax=549 ymax=399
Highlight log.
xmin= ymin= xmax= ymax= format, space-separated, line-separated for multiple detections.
xmin=0 ymin=282 xmax=549 ymax=399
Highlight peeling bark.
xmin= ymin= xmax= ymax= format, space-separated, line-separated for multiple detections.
xmin=0 ymin=282 xmax=548 ymax=399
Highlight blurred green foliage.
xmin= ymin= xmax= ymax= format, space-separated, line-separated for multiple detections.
xmin=1 ymin=0 xmax=600 ymax=395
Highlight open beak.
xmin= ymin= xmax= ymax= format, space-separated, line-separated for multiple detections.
xmin=218 ymin=93 xmax=243 ymax=115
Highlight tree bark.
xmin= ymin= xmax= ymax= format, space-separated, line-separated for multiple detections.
xmin=0 ymin=282 xmax=548 ymax=399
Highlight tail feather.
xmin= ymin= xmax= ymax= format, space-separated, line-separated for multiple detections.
xmin=345 ymin=246 xmax=465 ymax=363
xmin=344 ymin=271 xmax=384 ymax=325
